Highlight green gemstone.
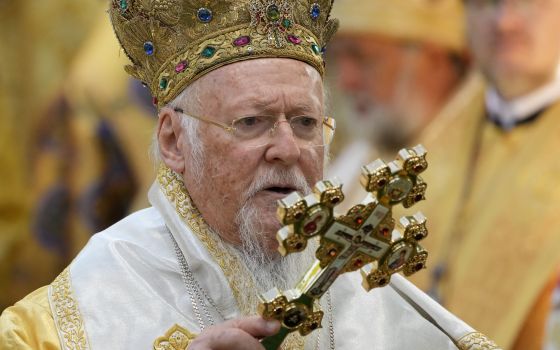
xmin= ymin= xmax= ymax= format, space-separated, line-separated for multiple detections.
xmin=282 ymin=18 xmax=292 ymax=28
xmin=266 ymin=5 xmax=280 ymax=21
xmin=201 ymin=46 xmax=216 ymax=58
xmin=159 ymin=78 xmax=168 ymax=90
xmin=312 ymin=44 xmax=320 ymax=55
xmin=120 ymin=0 xmax=127 ymax=11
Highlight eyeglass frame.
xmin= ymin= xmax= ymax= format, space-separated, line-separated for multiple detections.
xmin=173 ymin=107 xmax=336 ymax=145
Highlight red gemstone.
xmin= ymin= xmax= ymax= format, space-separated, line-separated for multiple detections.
xmin=175 ymin=60 xmax=188 ymax=73
xmin=288 ymin=35 xmax=302 ymax=44
xmin=233 ymin=36 xmax=251 ymax=47
xmin=355 ymin=217 xmax=364 ymax=225
xmin=304 ymin=221 xmax=317 ymax=234
xmin=354 ymin=259 xmax=363 ymax=268
xmin=152 ymin=97 xmax=158 ymax=106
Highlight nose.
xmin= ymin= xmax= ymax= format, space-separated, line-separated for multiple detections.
xmin=264 ymin=120 xmax=301 ymax=166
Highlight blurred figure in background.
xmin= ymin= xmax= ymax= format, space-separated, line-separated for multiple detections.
xmin=326 ymin=0 xmax=470 ymax=207
xmin=0 ymin=5 xmax=156 ymax=310
xmin=416 ymin=0 xmax=560 ymax=348
xmin=0 ymin=0 xmax=106 ymax=311
xmin=30 ymin=13 xmax=157 ymax=257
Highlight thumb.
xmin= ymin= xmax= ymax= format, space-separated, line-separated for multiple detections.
xmin=226 ymin=316 xmax=281 ymax=338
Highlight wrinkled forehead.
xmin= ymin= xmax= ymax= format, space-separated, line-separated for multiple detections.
xmin=193 ymin=58 xmax=325 ymax=111
xmin=204 ymin=58 xmax=322 ymax=87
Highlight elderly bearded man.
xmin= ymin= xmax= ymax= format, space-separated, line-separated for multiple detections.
xmin=1 ymin=1 xmax=498 ymax=349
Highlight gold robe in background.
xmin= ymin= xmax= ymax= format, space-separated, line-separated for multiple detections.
xmin=413 ymin=71 xmax=560 ymax=349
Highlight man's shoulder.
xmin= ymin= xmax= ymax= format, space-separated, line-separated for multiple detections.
xmin=71 ymin=206 xmax=173 ymax=278
xmin=85 ymin=207 xmax=166 ymax=251
xmin=0 ymin=286 xmax=60 ymax=350
xmin=96 ymin=206 xmax=163 ymax=236
xmin=421 ymin=70 xmax=486 ymax=145
xmin=2 ymin=286 xmax=51 ymax=318
xmin=0 ymin=205 xmax=167 ymax=349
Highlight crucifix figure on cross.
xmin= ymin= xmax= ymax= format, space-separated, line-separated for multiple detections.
xmin=259 ymin=145 xmax=430 ymax=350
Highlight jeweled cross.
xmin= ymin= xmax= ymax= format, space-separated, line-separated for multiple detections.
xmin=259 ymin=145 xmax=430 ymax=350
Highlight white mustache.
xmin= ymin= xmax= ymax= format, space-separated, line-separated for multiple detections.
xmin=243 ymin=168 xmax=313 ymax=202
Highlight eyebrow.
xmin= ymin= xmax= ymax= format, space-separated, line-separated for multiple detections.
xmin=246 ymin=96 xmax=319 ymax=115
xmin=251 ymin=97 xmax=275 ymax=111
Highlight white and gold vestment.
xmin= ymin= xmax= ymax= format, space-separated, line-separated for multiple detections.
xmin=0 ymin=168 xmax=497 ymax=349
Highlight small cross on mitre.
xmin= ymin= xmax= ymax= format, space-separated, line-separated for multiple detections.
xmin=259 ymin=145 xmax=430 ymax=349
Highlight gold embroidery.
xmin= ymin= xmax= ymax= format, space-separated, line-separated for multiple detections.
xmin=108 ymin=0 xmax=338 ymax=107
xmin=151 ymin=324 xmax=304 ymax=350
xmin=50 ymin=268 xmax=91 ymax=350
xmin=457 ymin=332 xmax=503 ymax=350
xmin=154 ymin=25 xmax=322 ymax=110
xmin=157 ymin=165 xmax=253 ymax=311
xmin=153 ymin=324 xmax=196 ymax=350
xmin=157 ymin=166 xmax=304 ymax=350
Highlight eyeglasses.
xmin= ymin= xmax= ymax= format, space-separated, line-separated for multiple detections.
xmin=174 ymin=108 xmax=336 ymax=147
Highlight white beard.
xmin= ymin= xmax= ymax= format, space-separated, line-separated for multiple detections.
xmin=185 ymin=128 xmax=324 ymax=315
xmin=226 ymin=167 xmax=318 ymax=315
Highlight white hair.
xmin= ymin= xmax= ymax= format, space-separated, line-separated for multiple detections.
xmin=150 ymin=82 xmax=205 ymax=181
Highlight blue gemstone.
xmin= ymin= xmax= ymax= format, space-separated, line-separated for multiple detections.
xmin=310 ymin=3 xmax=321 ymax=20
xmin=197 ymin=7 xmax=213 ymax=23
xmin=201 ymin=46 xmax=216 ymax=58
xmin=143 ymin=41 xmax=154 ymax=56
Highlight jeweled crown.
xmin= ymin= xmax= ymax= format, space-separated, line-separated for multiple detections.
xmin=109 ymin=0 xmax=339 ymax=108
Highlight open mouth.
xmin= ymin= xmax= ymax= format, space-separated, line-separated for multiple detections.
xmin=265 ymin=186 xmax=297 ymax=195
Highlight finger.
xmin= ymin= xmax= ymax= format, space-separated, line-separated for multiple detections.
xmin=225 ymin=316 xmax=281 ymax=338
xmin=188 ymin=327 xmax=264 ymax=350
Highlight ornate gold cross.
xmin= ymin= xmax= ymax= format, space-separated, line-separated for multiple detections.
xmin=259 ymin=145 xmax=430 ymax=349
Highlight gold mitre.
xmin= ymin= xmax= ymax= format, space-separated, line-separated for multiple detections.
xmin=332 ymin=0 xmax=465 ymax=52
xmin=109 ymin=0 xmax=339 ymax=107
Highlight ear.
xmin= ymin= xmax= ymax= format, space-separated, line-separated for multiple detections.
xmin=157 ymin=107 xmax=185 ymax=174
